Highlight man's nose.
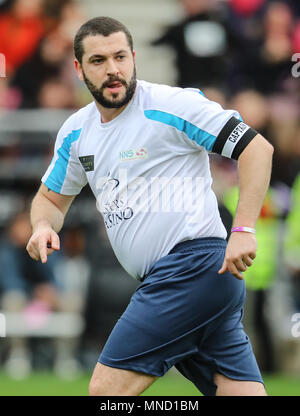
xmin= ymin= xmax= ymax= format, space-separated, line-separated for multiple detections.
xmin=106 ymin=58 xmax=119 ymax=75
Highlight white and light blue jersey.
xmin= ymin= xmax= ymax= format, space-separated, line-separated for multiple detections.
xmin=42 ymin=80 xmax=257 ymax=279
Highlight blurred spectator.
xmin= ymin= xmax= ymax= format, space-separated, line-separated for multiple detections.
xmin=0 ymin=0 xmax=84 ymax=109
xmin=230 ymin=89 xmax=269 ymax=134
xmin=284 ymin=172 xmax=300 ymax=312
xmin=0 ymin=0 xmax=47 ymax=77
xmin=151 ymin=0 xmax=299 ymax=99
xmin=49 ymin=0 xmax=85 ymax=40
xmin=229 ymin=88 xmax=300 ymax=214
xmin=0 ymin=212 xmax=59 ymax=378
xmin=9 ymin=0 xmax=84 ymax=109
xmin=228 ymin=0 xmax=267 ymax=17
xmin=11 ymin=33 xmax=70 ymax=108
xmin=56 ymin=226 xmax=90 ymax=314
xmin=231 ymin=1 xmax=296 ymax=94
xmin=0 ymin=214 xmax=91 ymax=379
xmin=152 ymin=0 xmax=245 ymax=90
xmin=268 ymin=95 xmax=300 ymax=191
xmin=37 ymin=78 xmax=77 ymax=109
xmin=0 ymin=212 xmax=58 ymax=306
xmin=52 ymin=225 xmax=91 ymax=378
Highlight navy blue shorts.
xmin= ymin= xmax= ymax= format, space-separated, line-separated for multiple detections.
xmin=98 ymin=238 xmax=264 ymax=396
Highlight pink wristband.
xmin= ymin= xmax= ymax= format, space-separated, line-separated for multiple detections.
xmin=231 ymin=226 xmax=256 ymax=234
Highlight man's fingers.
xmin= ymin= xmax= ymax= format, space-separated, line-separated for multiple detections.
xmin=218 ymin=260 xmax=228 ymax=274
xmin=46 ymin=247 xmax=56 ymax=256
xmin=223 ymin=260 xmax=244 ymax=280
xmin=26 ymin=228 xmax=60 ymax=263
xmin=221 ymin=232 xmax=257 ymax=280
xmin=26 ymin=240 xmax=41 ymax=261
xmin=219 ymin=259 xmax=245 ymax=278
xmin=50 ymin=232 xmax=60 ymax=250
xmin=242 ymin=256 xmax=253 ymax=267
xmin=221 ymin=258 xmax=244 ymax=279
xmin=228 ymin=262 xmax=244 ymax=280
xmin=40 ymin=252 xmax=47 ymax=263
xmin=234 ymin=258 xmax=248 ymax=272
xmin=38 ymin=240 xmax=48 ymax=263
xmin=27 ymin=246 xmax=40 ymax=261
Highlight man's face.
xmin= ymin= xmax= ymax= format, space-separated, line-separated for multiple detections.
xmin=76 ymin=32 xmax=137 ymax=109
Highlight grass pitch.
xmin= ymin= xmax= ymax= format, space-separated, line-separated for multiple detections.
xmin=0 ymin=371 xmax=299 ymax=396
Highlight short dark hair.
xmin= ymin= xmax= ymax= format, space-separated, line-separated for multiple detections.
xmin=74 ymin=16 xmax=134 ymax=63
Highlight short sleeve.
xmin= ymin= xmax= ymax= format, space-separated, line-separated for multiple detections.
xmin=42 ymin=126 xmax=87 ymax=195
xmin=144 ymin=87 xmax=258 ymax=160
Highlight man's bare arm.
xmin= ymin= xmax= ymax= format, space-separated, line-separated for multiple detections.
xmin=233 ymin=134 xmax=273 ymax=228
xmin=219 ymin=134 xmax=274 ymax=279
xmin=26 ymin=183 xmax=76 ymax=263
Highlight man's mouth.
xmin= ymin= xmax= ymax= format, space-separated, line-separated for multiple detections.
xmin=106 ymin=81 xmax=124 ymax=93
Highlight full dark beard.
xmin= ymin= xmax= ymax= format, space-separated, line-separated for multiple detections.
xmin=82 ymin=68 xmax=137 ymax=109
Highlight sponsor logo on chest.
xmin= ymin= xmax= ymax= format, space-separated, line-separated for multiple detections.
xmin=120 ymin=148 xmax=148 ymax=162
xmin=79 ymin=155 xmax=94 ymax=171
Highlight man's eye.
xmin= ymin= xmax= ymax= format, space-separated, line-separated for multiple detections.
xmin=92 ymin=59 xmax=103 ymax=64
xmin=116 ymin=56 xmax=125 ymax=60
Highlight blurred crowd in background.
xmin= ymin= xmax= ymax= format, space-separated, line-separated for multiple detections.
xmin=0 ymin=0 xmax=300 ymax=381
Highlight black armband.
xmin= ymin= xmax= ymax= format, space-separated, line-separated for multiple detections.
xmin=212 ymin=116 xmax=258 ymax=160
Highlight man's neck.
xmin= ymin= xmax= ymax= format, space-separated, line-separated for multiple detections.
xmin=95 ymin=101 xmax=130 ymax=123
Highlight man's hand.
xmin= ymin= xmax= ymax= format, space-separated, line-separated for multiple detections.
xmin=26 ymin=222 xmax=60 ymax=264
xmin=218 ymin=232 xmax=257 ymax=279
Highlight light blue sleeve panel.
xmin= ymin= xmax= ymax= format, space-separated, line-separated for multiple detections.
xmin=144 ymin=87 xmax=241 ymax=152
xmin=42 ymin=125 xmax=87 ymax=195
xmin=144 ymin=109 xmax=216 ymax=151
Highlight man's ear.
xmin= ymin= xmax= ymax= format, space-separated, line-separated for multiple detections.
xmin=74 ymin=59 xmax=84 ymax=82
